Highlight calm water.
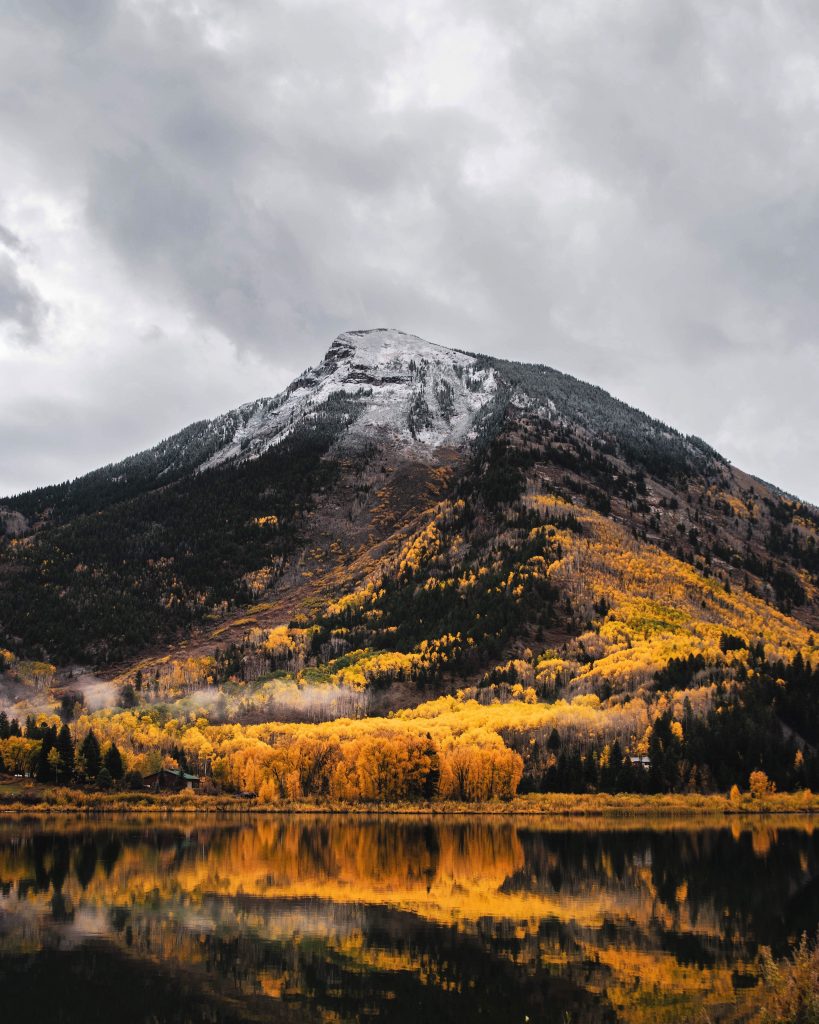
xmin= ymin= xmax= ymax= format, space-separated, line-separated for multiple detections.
xmin=0 ymin=815 xmax=818 ymax=1023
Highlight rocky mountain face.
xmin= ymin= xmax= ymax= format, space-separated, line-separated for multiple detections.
xmin=202 ymin=329 xmax=500 ymax=468
xmin=0 ymin=328 xmax=817 ymax=673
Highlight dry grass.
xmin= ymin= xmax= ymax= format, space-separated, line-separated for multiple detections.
xmin=753 ymin=933 xmax=819 ymax=1024
xmin=4 ymin=781 xmax=819 ymax=816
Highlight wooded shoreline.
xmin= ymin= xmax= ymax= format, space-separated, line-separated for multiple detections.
xmin=4 ymin=785 xmax=819 ymax=816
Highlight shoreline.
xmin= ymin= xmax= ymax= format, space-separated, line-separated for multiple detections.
xmin=4 ymin=787 xmax=819 ymax=817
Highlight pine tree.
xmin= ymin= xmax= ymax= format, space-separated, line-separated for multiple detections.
xmin=80 ymin=729 xmax=101 ymax=780
xmin=422 ymin=735 xmax=441 ymax=800
xmin=119 ymin=683 xmax=137 ymax=708
xmin=35 ymin=726 xmax=57 ymax=783
xmin=605 ymin=739 xmax=624 ymax=792
xmin=104 ymin=742 xmax=124 ymax=781
xmin=0 ymin=710 xmax=8 ymax=740
xmin=56 ymin=723 xmax=75 ymax=780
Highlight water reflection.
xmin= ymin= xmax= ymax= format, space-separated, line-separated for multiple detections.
xmin=0 ymin=815 xmax=817 ymax=1022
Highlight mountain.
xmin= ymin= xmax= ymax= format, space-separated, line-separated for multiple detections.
xmin=2 ymin=328 xmax=819 ymax=799
xmin=1 ymin=327 xmax=718 ymax=525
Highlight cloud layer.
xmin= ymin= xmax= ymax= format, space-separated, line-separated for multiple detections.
xmin=2 ymin=0 xmax=818 ymax=501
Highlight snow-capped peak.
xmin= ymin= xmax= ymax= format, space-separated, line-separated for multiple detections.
xmin=200 ymin=329 xmax=498 ymax=469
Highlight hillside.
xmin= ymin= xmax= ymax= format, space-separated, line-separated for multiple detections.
xmin=1 ymin=329 xmax=818 ymax=801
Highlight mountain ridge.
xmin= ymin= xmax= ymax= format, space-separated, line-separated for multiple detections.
xmin=3 ymin=328 xmax=735 ymax=523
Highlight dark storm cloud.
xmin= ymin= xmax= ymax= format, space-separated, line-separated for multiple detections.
xmin=1 ymin=0 xmax=818 ymax=501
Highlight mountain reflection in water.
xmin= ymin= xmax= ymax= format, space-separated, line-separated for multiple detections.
xmin=0 ymin=815 xmax=817 ymax=1023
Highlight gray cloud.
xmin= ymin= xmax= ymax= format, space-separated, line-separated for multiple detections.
xmin=0 ymin=225 xmax=23 ymax=251
xmin=0 ymin=0 xmax=818 ymax=501
xmin=0 ymin=251 xmax=47 ymax=344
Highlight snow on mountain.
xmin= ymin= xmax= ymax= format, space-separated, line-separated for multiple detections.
xmin=3 ymin=326 xmax=723 ymax=518
xmin=200 ymin=329 xmax=499 ymax=469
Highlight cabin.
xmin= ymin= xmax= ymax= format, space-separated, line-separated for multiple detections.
xmin=142 ymin=767 xmax=200 ymax=792
xmin=629 ymin=756 xmax=651 ymax=770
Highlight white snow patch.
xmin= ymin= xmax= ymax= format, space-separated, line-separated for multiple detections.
xmin=200 ymin=329 xmax=499 ymax=469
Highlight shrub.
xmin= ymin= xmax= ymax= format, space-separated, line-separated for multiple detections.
xmin=755 ymin=932 xmax=819 ymax=1023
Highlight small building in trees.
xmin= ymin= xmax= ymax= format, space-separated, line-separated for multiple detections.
xmin=142 ymin=767 xmax=200 ymax=792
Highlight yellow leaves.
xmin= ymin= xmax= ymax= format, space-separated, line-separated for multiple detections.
xmin=749 ymin=770 xmax=776 ymax=797
xmin=522 ymin=490 xmax=814 ymax=694
xmin=0 ymin=736 xmax=40 ymax=773
xmin=422 ymin=576 xmax=454 ymax=592
xmin=619 ymin=598 xmax=689 ymax=638
xmin=535 ymin=657 xmax=573 ymax=690
xmin=254 ymin=515 xmax=279 ymax=527
xmin=327 ymin=634 xmax=470 ymax=691
xmin=263 ymin=625 xmax=296 ymax=657
xmin=438 ymin=744 xmax=523 ymax=801
xmin=457 ymin=571 xmax=480 ymax=593
xmin=14 ymin=660 xmax=56 ymax=689
xmin=326 ymin=582 xmax=381 ymax=618
xmin=227 ymin=731 xmax=442 ymax=803
xmin=74 ymin=686 xmax=648 ymax=803
xmin=508 ymin=682 xmax=539 ymax=703
xmin=397 ymin=516 xmax=444 ymax=579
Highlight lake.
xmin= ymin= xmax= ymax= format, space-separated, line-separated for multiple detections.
xmin=0 ymin=814 xmax=817 ymax=1023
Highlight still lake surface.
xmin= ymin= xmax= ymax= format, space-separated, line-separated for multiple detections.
xmin=0 ymin=814 xmax=817 ymax=1023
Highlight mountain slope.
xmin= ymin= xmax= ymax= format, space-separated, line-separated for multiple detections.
xmin=0 ymin=328 xmax=816 ymax=668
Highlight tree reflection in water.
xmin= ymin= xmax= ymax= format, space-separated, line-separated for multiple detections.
xmin=0 ymin=815 xmax=817 ymax=1023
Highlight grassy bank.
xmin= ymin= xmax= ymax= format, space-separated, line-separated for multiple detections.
xmin=4 ymin=777 xmax=819 ymax=815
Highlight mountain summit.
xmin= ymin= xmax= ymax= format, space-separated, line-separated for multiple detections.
xmin=197 ymin=327 xmax=719 ymax=475
xmin=1 ymin=328 xmax=720 ymax=521
xmin=200 ymin=329 xmax=499 ymax=469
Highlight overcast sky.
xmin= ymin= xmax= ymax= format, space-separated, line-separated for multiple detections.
xmin=2 ymin=0 xmax=818 ymax=502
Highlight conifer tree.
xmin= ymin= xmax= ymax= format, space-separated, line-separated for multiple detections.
xmin=104 ymin=742 xmax=124 ymax=781
xmin=80 ymin=729 xmax=101 ymax=780
xmin=35 ymin=726 xmax=57 ymax=783
xmin=56 ymin=723 xmax=74 ymax=780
